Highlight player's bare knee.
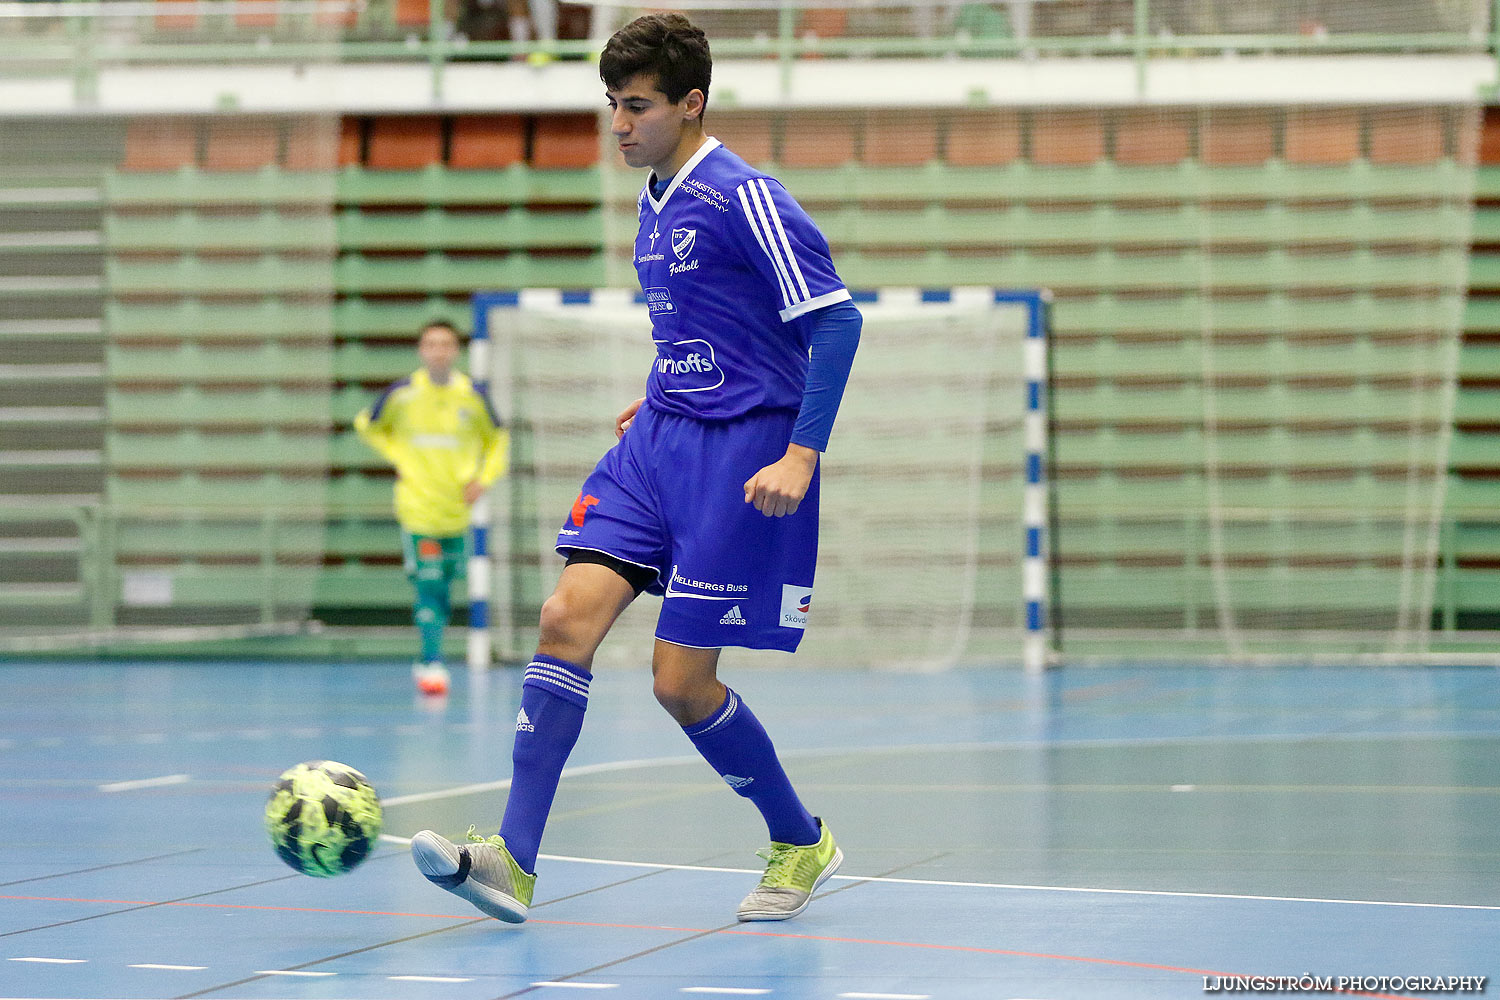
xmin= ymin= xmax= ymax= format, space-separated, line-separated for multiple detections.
xmin=536 ymin=591 xmax=596 ymax=662
xmin=653 ymin=673 xmax=723 ymax=727
xmin=653 ymin=685 xmax=702 ymax=726
xmin=652 ymin=675 xmax=690 ymax=720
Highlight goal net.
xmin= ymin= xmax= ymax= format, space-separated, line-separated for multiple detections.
xmin=475 ymin=287 xmax=1049 ymax=670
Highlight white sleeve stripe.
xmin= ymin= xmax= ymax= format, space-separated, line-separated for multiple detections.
xmin=779 ymin=287 xmax=852 ymax=323
xmin=739 ymin=183 xmax=794 ymax=310
xmin=756 ymin=178 xmax=811 ymax=301
xmin=740 ymin=181 xmax=798 ymax=310
xmin=748 ymin=179 xmax=805 ymax=304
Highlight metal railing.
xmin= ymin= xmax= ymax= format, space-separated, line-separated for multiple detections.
xmin=0 ymin=0 xmax=1495 ymax=108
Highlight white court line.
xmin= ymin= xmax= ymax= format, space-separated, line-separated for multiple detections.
xmin=9 ymin=957 xmax=86 ymax=964
xmin=381 ymin=754 xmax=704 ymax=807
xmin=389 ymin=975 xmax=474 ymax=982
xmin=98 ymin=774 xmax=189 ymax=793
xmin=382 ymin=728 xmax=1500 ymax=809
xmin=378 ymin=837 xmax=1500 ymax=912
xmin=129 ymin=964 xmax=206 ymax=971
xmin=380 ymin=740 xmax=1500 ymax=913
xmin=533 ymin=983 xmax=619 ymax=989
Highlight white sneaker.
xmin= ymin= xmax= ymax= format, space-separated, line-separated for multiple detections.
xmin=413 ymin=661 xmax=450 ymax=696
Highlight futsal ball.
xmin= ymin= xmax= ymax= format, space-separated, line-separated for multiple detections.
xmin=264 ymin=760 xmax=383 ymax=877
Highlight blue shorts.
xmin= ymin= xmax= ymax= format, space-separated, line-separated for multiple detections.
xmin=555 ymin=403 xmax=818 ymax=652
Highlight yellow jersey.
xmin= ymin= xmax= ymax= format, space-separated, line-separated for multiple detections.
xmin=354 ymin=368 xmax=509 ymax=537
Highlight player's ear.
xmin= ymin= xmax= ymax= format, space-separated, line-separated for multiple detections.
xmin=682 ymin=88 xmax=705 ymax=122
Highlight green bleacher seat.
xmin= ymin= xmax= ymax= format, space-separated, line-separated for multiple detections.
xmin=108 ymin=299 xmax=337 ymax=339
xmin=323 ymin=519 xmax=402 ymax=557
xmin=108 ymin=471 xmax=329 ymax=508
xmin=108 ymin=342 xmax=334 ymax=382
xmin=114 ymin=517 xmax=328 ymax=558
xmin=1465 ymin=298 xmax=1500 ymax=334
xmin=773 ymin=160 xmax=1473 ymax=207
xmin=111 ymin=564 xmax=325 ymax=608
xmin=108 ymin=255 xmax=334 ymax=296
xmin=106 ymin=167 xmax=337 ymax=207
xmin=337 ymin=207 xmax=603 ymax=251
xmin=798 ymin=202 xmax=1472 ymax=253
xmin=1450 ymin=431 xmax=1500 ymax=467
xmin=1456 ymin=344 xmax=1500 ymax=378
xmin=334 ymin=297 xmax=469 ymax=337
xmin=1468 ymin=254 xmax=1500 ymax=291
xmin=108 ymin=386 xmax=333 ymax=426
xmin=336 ymin=165 xmax=603 ymax=206
xmin=332 ymin=433 xmax=384 ymax=469
xmin=109 ymin=430 xmax=331 ymax=470
xmin=325 ymin=472 xmax=395 ymax=514
xmin=1454 ymin=392 xmax=1500 ymax=423
xmin=1061 ymin=336 xmax=1451 ymax=381
xmin=334 ymin=342 xmax=419 ymax=383
xmin=106 ymin=211 xmax=336 ymax=252
xmin=1473 ymin=166 xmax=1500 ymax=200
xmin=334 ymin=253 xmax=524 ymax=294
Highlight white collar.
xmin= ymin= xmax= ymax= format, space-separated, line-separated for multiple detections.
xmin=645 ymin=137 xmax=721 ymax=214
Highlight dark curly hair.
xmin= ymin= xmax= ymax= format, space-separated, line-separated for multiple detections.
xmin=600 ymin=13 xmax=711 ymax=120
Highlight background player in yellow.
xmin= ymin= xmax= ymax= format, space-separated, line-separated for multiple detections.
xmin=355 ymin=320 xmax=508 ymax=694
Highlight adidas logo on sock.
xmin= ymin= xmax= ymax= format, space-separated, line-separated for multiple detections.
xmin=719 ymin=604 xmax=747 ymax=626
xmin=722 ymin=773 xmax=754 ymax=789
xmin=515 ymin=707 xmax=535 ymax=733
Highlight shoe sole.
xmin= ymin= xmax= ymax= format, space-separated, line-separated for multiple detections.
xmin=410 ymin=831 xmax=528 ymax=924
xmin=736 ymin=846 xmax=844 ymax=922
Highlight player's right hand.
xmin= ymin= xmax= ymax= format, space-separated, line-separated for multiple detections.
xmin=616 ymin=397 xmax=645 ymax=439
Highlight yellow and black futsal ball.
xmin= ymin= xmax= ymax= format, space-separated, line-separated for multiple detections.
xmin=264 ymin=760 xmax=383 ymax=877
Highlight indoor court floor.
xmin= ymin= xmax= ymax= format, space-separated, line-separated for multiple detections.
xmin=1 ymin=658 xmax=1497 ymax=999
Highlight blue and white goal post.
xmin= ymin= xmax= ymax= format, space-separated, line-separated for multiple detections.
xmin=470 ymin=287 xmax=1056 ymax=672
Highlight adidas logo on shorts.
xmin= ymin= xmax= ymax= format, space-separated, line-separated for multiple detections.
xmin=515 ymin=707 xmax=535 ymax=733
xmin=719 ymin=605 xmax=747 ymax=626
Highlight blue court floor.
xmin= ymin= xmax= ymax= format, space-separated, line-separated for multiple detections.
xmin=1 ymin=660 xmax=1498 ymax=999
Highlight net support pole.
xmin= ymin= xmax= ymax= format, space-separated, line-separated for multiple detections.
xmin=1014 ymin=289 xmax=1050 ymax=673
xmin=467 ymin=319 xmax=493 ymax=671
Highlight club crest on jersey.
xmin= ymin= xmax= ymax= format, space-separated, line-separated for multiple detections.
xmin=672 ymin=227 xmax=697 ymax=260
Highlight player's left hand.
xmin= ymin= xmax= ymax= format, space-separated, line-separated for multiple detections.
xmin=462 ymin=481 xmax=485 ymax=504
xmin=744 ymin=444 xmax=819 ymax=518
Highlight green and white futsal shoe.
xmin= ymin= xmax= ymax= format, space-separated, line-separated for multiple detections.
xmin=411 ymin=826 xmax=535 ymax=923
xmin=736 ymin=819 xmax=843 ymax=921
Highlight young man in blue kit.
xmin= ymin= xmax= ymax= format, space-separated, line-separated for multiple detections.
xmin=410 ymin=12 xmax=862 ymax=923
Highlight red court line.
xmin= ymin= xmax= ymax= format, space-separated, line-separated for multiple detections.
xmin=0 ymin=892 xmax=1419 ymax=998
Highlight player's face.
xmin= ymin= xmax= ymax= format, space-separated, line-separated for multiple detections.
xmin=418 ymin=327 xmax=460 ymax=379
xmin=606 ymin=73 xmax=704 ymax=178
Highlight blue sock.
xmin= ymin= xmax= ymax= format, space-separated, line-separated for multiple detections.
xmin=498 ymin=654 xmax=590 ymax=873
xmin=683 ymin=688 xmax=820 ymax=846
